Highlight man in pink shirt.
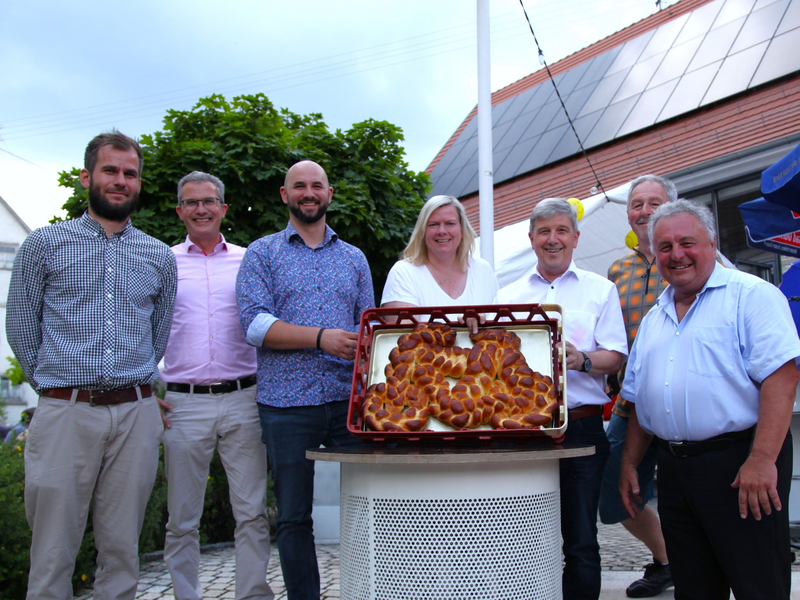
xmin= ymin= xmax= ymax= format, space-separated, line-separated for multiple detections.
xmin=159 ymin=171 xmax=273 ymax=600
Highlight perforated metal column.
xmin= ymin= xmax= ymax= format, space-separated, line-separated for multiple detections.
xmin=340 ymin=460 xmax=561 ymax=600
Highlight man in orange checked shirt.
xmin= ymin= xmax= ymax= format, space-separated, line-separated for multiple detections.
xmin=599 ymin=175 xmax=675 ymax=598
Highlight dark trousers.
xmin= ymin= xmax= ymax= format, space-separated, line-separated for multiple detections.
xmin=257 ymin=401 xmax=360 ymax=600
xmin=560 ymin=413 xmax=610 ymax=600
xmin=657 ymin=432 xmax=792 ymax=600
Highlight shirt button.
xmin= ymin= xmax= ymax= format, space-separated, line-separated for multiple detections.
xmin=106 ymin=320 xmax=112 ymax=325
xmin=106 ymin=349 xmax=111 ymax=354
xmin=674 ymin=435 xmax=679 ymax=440
xmin=106 ymin=293 xmax=112 ymax=298
xmin=675 ymin=332 xmax=680 ymax=336
xmin=665 ymin=382 xmax=669 ymax=386
xmin=669 ymin=356 xmax=673 ymax=361
xmin=666 ymin=409 xmax=671 ymax=413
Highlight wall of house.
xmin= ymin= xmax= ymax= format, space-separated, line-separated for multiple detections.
xmin=0 ymin=198 xmax=36 ymax=426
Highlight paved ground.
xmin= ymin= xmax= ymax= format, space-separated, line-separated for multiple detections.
xmin=74 ymin=520 xmax=800 ymax=599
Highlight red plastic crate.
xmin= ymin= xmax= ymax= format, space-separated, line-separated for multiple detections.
xmin=347 ymin=303 xmax=567 ymax=443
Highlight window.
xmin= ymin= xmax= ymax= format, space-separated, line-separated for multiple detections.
xmin=0 ymin=244 xmax=17 ymax=270
xmin=685 ymin=178 xmax=782 ymax=284
xmin=0 ymin=377 xmax=23 ymax=402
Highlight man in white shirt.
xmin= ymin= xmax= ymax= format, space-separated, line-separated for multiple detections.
xmin=498 ymin=198 xmax=627 ymax=600
xmin=619 ymin=200 xmax=800 ymax=600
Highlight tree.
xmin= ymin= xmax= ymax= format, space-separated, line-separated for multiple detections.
xmin=58 ymin=93 xmax=429 ymax=300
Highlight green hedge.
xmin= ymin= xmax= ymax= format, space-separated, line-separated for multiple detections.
xmin=0 ymin=442 xmax=271 ymax=598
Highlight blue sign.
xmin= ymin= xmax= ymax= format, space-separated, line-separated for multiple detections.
xmin=739 ymin=198 xmax=800 ymax=258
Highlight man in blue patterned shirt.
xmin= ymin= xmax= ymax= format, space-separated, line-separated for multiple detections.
xmin=237 ymin=160 xmax=374 ymax=600
xmin=7 ymin=130 xmax=177 ymax=600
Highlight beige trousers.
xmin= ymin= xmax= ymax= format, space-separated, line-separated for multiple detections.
xmin=24 ymin=392 xmax=163 ymax=600
xmin=163 ymin=387 xmax=273 ymax=600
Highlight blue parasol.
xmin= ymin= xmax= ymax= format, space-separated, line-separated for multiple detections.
xmin=739 ymin=198 xmax=800 ymax=258
xmin=779 ymin=260 xmax=800 ymax=339
xmin=762 ymin=142 xmax=800 ymax=212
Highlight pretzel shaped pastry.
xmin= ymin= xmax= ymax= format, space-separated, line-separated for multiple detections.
xmin=431 ymin=373 xmax=500 ymax=428
xmin=362 ymin=377 xmax=431 ymax=432
xmin=490 ymin=371 xmax=558 ymax=429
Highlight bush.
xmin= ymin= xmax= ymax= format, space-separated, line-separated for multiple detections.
xmin=0 ymin=442 xmax=266 ymax=597
xmin=0 ymin=443 xmax=29 ymax=599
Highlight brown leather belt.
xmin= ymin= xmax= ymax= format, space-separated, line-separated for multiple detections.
xmin=568 ymin=404 xmax=603 ymax=421
xmin=43 ymin=384 xmax=152 ymax=406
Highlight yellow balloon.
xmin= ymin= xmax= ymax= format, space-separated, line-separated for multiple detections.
xmin=567 ymin=198 xmax=584 ymax=221
xmin=625 ymin=230 xmax=638 ymax=250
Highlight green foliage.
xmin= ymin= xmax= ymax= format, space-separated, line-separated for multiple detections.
xmin=0 ymin=443 xmax=268 ymax=596
xmin=58 ymin=93 xmax=429 ymax=300
xmin=0 ymin=443 xmax=29 ymax=599
xmin=4 ymin=357 xmax=26 ymax=386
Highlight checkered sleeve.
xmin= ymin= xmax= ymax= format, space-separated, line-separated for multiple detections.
xmin=6 ymin=229 xmax=48 ymax=386
xmin=151 ymin=249 xmax=177 ymax=364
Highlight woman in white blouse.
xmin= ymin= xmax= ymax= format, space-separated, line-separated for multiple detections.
xmin=381 ymin=195 xmax=498 ymax=320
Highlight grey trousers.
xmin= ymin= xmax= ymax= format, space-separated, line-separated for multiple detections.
xmin=163 ymin=387 xmax=273 ymax=600
xmin=25 ymin=392 xmax=163 ymax=600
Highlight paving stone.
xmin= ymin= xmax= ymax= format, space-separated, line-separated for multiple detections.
xmin=73 ymin=519 xmax=800 ymax=598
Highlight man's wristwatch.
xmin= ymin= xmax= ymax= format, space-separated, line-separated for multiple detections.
xmin=579 ymin=351 xmax=592 ymax=373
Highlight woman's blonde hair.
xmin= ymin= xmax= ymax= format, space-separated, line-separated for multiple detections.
xmin=402 ymin=195 xmax=476 ymax=271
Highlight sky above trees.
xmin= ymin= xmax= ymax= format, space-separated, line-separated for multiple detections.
xmin=0 ymin=0 xmax=668 ymax=228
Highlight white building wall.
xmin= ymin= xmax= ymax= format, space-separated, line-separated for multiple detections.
xmin=0 ymin=196 xmax=36 ymax=426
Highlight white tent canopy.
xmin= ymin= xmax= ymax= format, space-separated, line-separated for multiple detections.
xmin=476 ymin=181 xmax=632 ymax=288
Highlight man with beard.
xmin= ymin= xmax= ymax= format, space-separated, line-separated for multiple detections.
xmin=236 ymin=160 xmax=373 ymax=600
xmin=7 ymin=130 xmax=177 ymax=600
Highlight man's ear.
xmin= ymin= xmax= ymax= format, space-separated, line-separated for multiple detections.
xmin=79 ymin=168 xmax=91 ymax=189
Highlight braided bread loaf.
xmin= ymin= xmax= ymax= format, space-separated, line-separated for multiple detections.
xmin=430 ymin=329 xmax=558 ymax=429
xmin=362 ymin=324 xmax=558 ymax=432
xmin=363 ymin=324 xmax=462 ymax=432
xmin=363 ymin=376 xmax=431 ymax=432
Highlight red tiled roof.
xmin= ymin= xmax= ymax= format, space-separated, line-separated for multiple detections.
xmin=460 ymin=76 xmax=800 ymax=234
xmin=426 ymin=0 xmax=717 ymax=174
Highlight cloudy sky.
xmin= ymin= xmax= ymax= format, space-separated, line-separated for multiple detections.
xmin=0 ymin=0 xmax=668 ymax=229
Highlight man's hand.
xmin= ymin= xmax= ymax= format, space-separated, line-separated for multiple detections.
xmin=319 ymin=329 xmax=358 ymax=360
xmin=730 ymin=360 xmax=797 ymax=520
xmin=619 ymin=462 xmax=644 ymax=519
xmin=156 ymin=396 xmax=174 ymax=429
xmin=732 ymin=454 xmax=781 ymax=520
xmin=619 ymin=405 xmax=652 ymax=520
xmin=559 ymin=340 xmax=582 ymax=371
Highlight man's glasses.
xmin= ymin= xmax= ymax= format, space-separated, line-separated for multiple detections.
xmin=181 ymin=197 xmax=221 ymax=210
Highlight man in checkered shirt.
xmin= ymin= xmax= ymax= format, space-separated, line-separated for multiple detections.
xmin=7 ymin=130 xmax=177 ymax=600
xmin=599 ymin=174 xmax=674 ymax=598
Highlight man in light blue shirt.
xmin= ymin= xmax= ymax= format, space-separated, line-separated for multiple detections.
xmin=619 ymin=200 xmax=800 ymax=600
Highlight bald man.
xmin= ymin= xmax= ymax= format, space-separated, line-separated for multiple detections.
xmin=236 ymin=161 xmax=374 ymax=600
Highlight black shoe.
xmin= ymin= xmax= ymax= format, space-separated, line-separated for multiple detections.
xmin=626 ymin=560 xmax=673 ymax=598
